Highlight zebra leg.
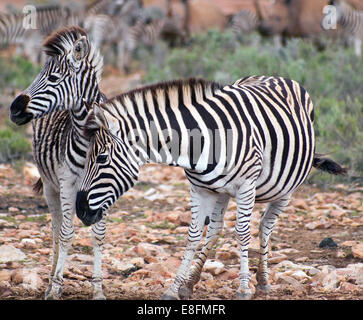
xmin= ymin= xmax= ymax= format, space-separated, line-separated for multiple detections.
xmin=46 ymin=182 xmax=76 ymax=299
xmin=178 ymin=193 xmax=230 ymax=300
xmin=354 ymin=37 xmax=361 ymax=57
xmin=235 ymin=182 xmax=256 ymax=300
xmin=161 ymin=185 xmax=219 ymax=300
xmin=91 ymin=213 xmax=106 ymax=300
xmin=42 ymin=183 xmax=62 ymax=300
xmin=256 ymin=196 xmax=290 ymax=294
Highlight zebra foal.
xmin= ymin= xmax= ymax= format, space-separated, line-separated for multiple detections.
xmin=75 ymin=77 xmax=346 ymax=299
xmin=9 ymin=26 xmax=107 ymax=299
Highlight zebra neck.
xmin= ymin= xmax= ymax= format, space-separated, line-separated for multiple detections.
xmin=71 ymin=91 xmax=104 ymax=137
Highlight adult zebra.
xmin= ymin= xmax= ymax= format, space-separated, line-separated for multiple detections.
xmin=9 ymin=26 xmax=107 ymax=300
xmin=329 ymin=0 xmax=363 ymax=56
xmin=75 ymin=77 xmax=346 ymax=300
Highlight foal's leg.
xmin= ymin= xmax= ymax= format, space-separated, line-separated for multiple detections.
xmin=161 ymin=185 xmax=220 ymax=300
xmin=91 ymin=213 xmax=106 ymax=300
xmin=43 ymin=183 xmax=62 ymax=300
xmin=256 ymin=195 xmax=290 ymax=293
xmin=178 ymin=193 xmax=230 ymax=299
xmin=46 ymin=179 xmax=76 ymax=299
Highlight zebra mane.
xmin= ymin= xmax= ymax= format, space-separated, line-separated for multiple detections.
xmin=43 ymin=26 xmax=103 ymax=83
xmin=115 ymin=78 xmax=223 ymax=104
xmin=83 ymin=78 xmax=223 ymax=139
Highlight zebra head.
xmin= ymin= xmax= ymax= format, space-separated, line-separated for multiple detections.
xmin=76 ymin=103 xmax=139 ymax=226
xmin=10 ymin=26 xmax=103 ymax=125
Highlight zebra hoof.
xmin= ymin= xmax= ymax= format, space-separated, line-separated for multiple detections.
xmin=235 ymin=290 xmax=252 ymax=300
xmin=93 ymin=291 xmax=106 ymax=300
xmin=160 ymin=288 xmax=179 ymax=300
xmin=44 ymin=285 xmax=62 ymax=300
xmin=178 ymin=285 xmax=193 ymax=300
xmin=256 ymin=284 xmax=271 ymax=294
xmin=160 ymin=293 xmax=179 ymax=300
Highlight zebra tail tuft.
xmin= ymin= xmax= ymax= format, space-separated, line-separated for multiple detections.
xmin=33 ymin=178 xmax=43 ymax=194
xmin=312 ymin=155 xmax=347 ymax=175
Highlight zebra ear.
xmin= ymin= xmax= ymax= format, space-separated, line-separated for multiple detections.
xmin=72 ymin=36 xmax=89 ymax=62
xmin=84 ymin=102 xmax=109 ymax=139
xmin=93 ymin=103 xmax=109 ymax=131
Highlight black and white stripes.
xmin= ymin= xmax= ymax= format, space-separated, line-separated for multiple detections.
xmin=73 ymin=75 xmax=344 ymax=299
xmin=10 ymin=26 xmax=107 ymax=300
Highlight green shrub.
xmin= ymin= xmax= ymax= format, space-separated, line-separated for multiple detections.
xmin=0 ymin=127 xmax=31 ymax=163
xmin=0 ymin=56 xmax=40 ymax=91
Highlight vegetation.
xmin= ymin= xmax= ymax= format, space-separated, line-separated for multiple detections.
xmin=0 ymin=56 xmax=40 ymax=91
xmin=0 ymin=56 xmax=39 ymax=164
xmin=142 ymin=30 xmax=363 ymax=183
xmin=0 ymin=124 xmax=31 ymax=163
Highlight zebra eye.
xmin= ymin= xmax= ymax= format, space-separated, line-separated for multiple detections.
xmin=96 ymin=154 xmax=108 ymax=164
xmin=48 ymin=74 xmax=59 ymax=82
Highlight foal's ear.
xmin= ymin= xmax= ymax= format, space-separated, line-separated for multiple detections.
xmin=84 ymin=102 xmax=109 ymax=138
xmin=73 ymin=36 xmax=89 ymax=61
xmin=93 ymin=103 xmax=109 ymax=131
xmin=68 ymin=36 xmax=89 ymax=69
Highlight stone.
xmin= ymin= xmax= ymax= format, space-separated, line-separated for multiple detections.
xmin=0 ymin=245 xmax=26 ymax=263
xmin=0 ymin=270 xmax=11 ymax=282
xmin=339 ymin=282 xmax=360 ymax=292
xmin=352 ymin=242 xmax=363 ymax=259
xmin=291 ymin=199 xmax=309 ymax=211
xmin=21 ymin=269 xmax=44 ymax=290
xmin=269 ymin=252 xmax=288 ymax=264
xmin=306 ymin=219 xmax=332 ymax=230
xmin=174 ymin=226 xmax=189 ymax=234
xmin=111 ymin=259 xmax=137 ymax=275
xmin=291 ymin=270 xmax=309 ymax=281
xmin=20 ymin=238 xmax=37 ymax=249
xmin=204 ymin=260 xmax=225 ymax=275
xmin=133 ymin=242 xmax=166 ymax=257
xmin=215 ymin=250 xmax=231 ymax=260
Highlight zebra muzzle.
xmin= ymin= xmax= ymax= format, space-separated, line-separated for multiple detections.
xmin=76 ymin=191 xmax=103 ymax=226
xmin=10 ymin=94 xmax=33 ymax=125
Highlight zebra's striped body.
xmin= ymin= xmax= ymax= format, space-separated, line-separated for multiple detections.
xmin=75 ymin=76 xmax=345 ymax=299
xmin=330 ymin=0 xmax=363 ymax=56
xmin=229 ymin=10 xmax=259 ymax=37
xmin=10 ymin=27 xmax=107 ymax=300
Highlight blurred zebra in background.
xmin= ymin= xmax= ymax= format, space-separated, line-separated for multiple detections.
xmin=84 ymin=3 xmax=168 ymax=72
xmin=228 ymin=9 xmax=259 ymax=39
xmin=0 ymin=4 xmax=82 ymax=64
xmin=329 ymin=0 xmax=363 ymax=56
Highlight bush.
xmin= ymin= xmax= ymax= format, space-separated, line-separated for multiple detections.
xmin=142 ymin=30 xmax=363 ymax=181
xmin=0 ymin=56 xmax=40 ymax=91
xmin=0 ymin=126 xmax=31 ymax=163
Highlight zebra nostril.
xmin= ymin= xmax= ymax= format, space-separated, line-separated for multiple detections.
xmin=10 ymin=94 xmax=31 ymax=125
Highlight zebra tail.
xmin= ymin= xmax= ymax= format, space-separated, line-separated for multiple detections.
xmin=33 ymin=178 xmax=43 ymax=194
xmin=312 ymin=155 xmax=347 ymax=175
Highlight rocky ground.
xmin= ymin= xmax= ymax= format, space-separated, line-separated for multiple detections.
xmin=0 ymin=162 xmax=362 ymax=300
